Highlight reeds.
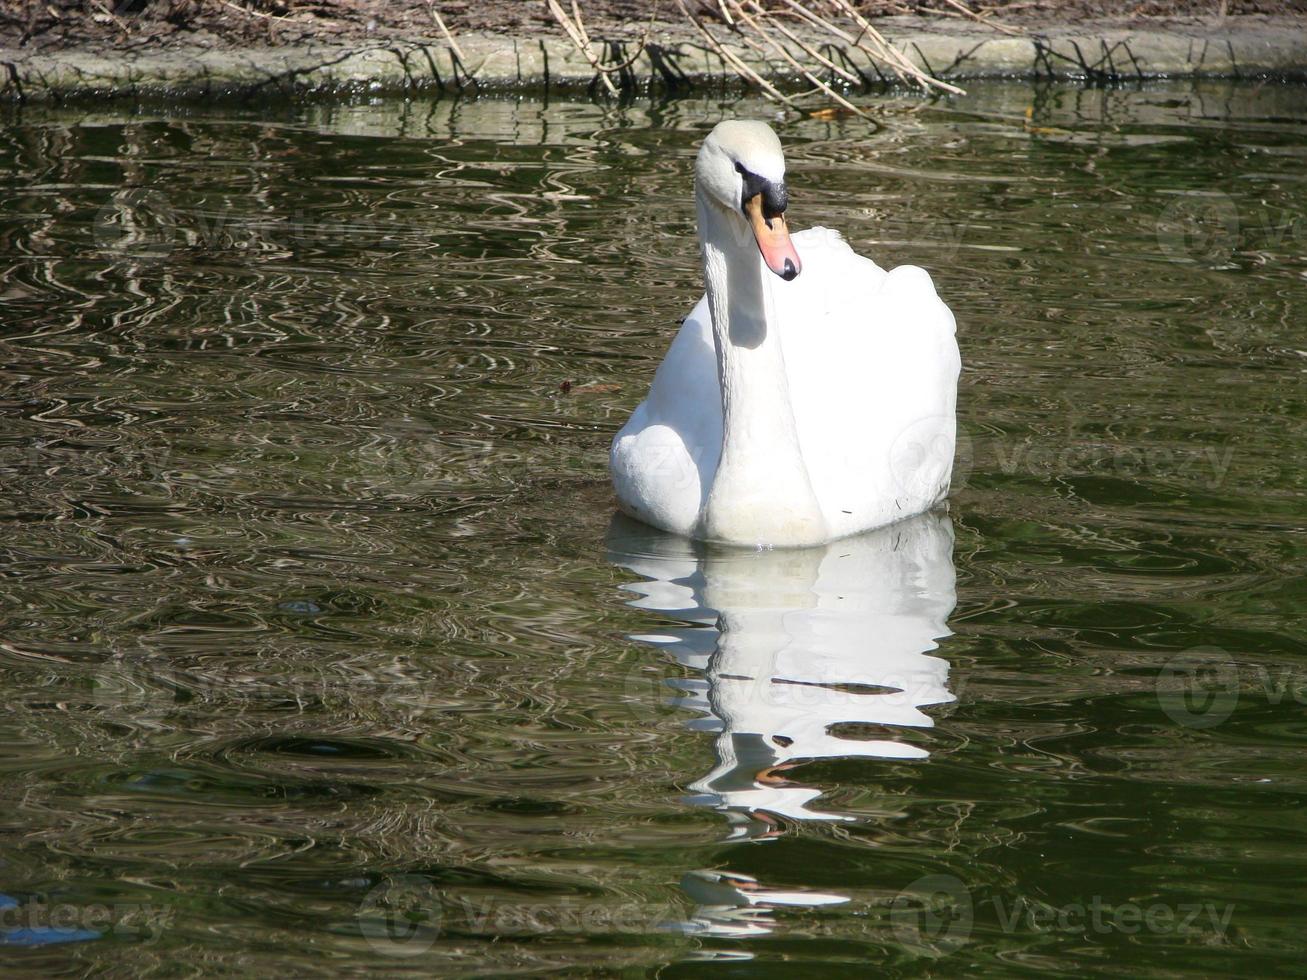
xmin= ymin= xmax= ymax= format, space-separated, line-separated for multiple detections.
xmin=534 ymin=1 xmax=1028 ymax=107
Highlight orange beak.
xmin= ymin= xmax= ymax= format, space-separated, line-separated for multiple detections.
xmin=744 ymin=193 xmax=801 ymax=281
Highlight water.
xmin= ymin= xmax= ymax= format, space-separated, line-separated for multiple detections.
xmin=0 ymin=81 xmax=1303 ymax=975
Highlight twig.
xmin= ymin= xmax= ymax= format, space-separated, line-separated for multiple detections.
xmin=426 ymin=0 xmax=483 ymax=87
xmin=90 ymin=0 xmax=130 ymax=36
xmin=590 ymin=37 xmax=657 ymax=75
xmin=426 ymin=1 xmax=467 ymax=63
xmin=726 ymin=0 xmax=872 ymax=119
xmin=740 ymin=0 xmax=861 ymax=86
xmin=215 ymin=0 xmax=296 ymax=22
xmin=575 ymin=1 xmax=653 ymax=75
xmin=824 ymin=0 xmax=965 ymax=94
xmin=826 ymin=0 xmax=939 ymax=87
xmin=935 ymin=0 xmax=1024 ymax=36
xmin=545 ymin=0 xmax=619 ymax=95
xmin=571 ymin=0 xmax=593 ymax=49
xmin=673 ymin=0 xmax=798 ymax=108
xmin=778 ymin=0 xmax=911 ymax=86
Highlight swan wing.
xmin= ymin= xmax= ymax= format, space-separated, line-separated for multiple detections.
xmin=778 ymin=227 xmax=960 ymax=538
xmin=610 ymin=297 xmax=722 ymax=536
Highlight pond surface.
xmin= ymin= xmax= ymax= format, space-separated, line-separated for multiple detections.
xmin=0 ymin=80 xmax=1304 ymax=975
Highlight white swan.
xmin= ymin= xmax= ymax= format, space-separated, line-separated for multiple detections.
xmin=610 ymin=120 xmax=960 ymax=548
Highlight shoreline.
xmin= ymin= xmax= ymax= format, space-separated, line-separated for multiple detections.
xmin=2 ymin=15 xmax=1305 ymax=103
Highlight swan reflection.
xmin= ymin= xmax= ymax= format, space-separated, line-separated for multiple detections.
xmin=607 ymin=511 xmax=957 ymax=936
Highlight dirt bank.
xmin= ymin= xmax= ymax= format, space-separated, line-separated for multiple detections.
xmin=3 ymin=1 xmax=1305 ymax=52
xmin=1 ymin=2 xmax=1304 ymax=100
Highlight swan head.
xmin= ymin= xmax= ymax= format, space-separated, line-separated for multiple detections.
xmin=695 ymin=120 xmax=802 ymax=282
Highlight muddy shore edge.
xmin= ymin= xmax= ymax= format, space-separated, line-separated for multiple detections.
xmin=2 ymin=16 xmax=1305 ymax=102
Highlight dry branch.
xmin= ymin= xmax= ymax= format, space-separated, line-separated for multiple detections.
xmin=673 ymin=0 xmax=800 ymax=108
xmin=546 ymin=0 xmax=619 ymax=94
xmin=426 ymin=1 xmax=468 ymax=63
xmin=935 ymin=0 xmax=1024 ymax=35
xmin=546 ymin=0 xmax=657 ymax=94
xmin=741 ymin=0 xmax=862 ymax=86
xmin=547 ymin=0 xmax=970 ymax=103
xmin=214 ymin=0 xmax=295 ymax=22
xmin=825 ymin=0 xmax=965 ymax=94
xmin=725 ymin=0 xmax=872 ymax=119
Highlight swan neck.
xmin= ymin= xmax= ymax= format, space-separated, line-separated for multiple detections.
xmin=695 ymin=192 xmax=825 ymax=545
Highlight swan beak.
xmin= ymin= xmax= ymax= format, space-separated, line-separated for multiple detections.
xmin=744 ymin=193 xmax=802 ymax=281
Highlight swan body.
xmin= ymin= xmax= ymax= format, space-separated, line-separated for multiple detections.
xmin=610 ymin=121 xmax=959 ymax=548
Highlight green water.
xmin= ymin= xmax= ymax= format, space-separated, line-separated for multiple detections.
xmin=0 ymin=81 xmax=1303 ymax=976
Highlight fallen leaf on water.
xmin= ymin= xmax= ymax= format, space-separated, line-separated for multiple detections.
xmin=1023 ymin=105 xmax=1072 ymax=136
xmin=809 ymin=107 xmax=859 ymax=120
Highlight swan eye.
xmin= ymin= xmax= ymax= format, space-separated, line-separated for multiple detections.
xmin=735 ymin=162 xmax=789 ymax=220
